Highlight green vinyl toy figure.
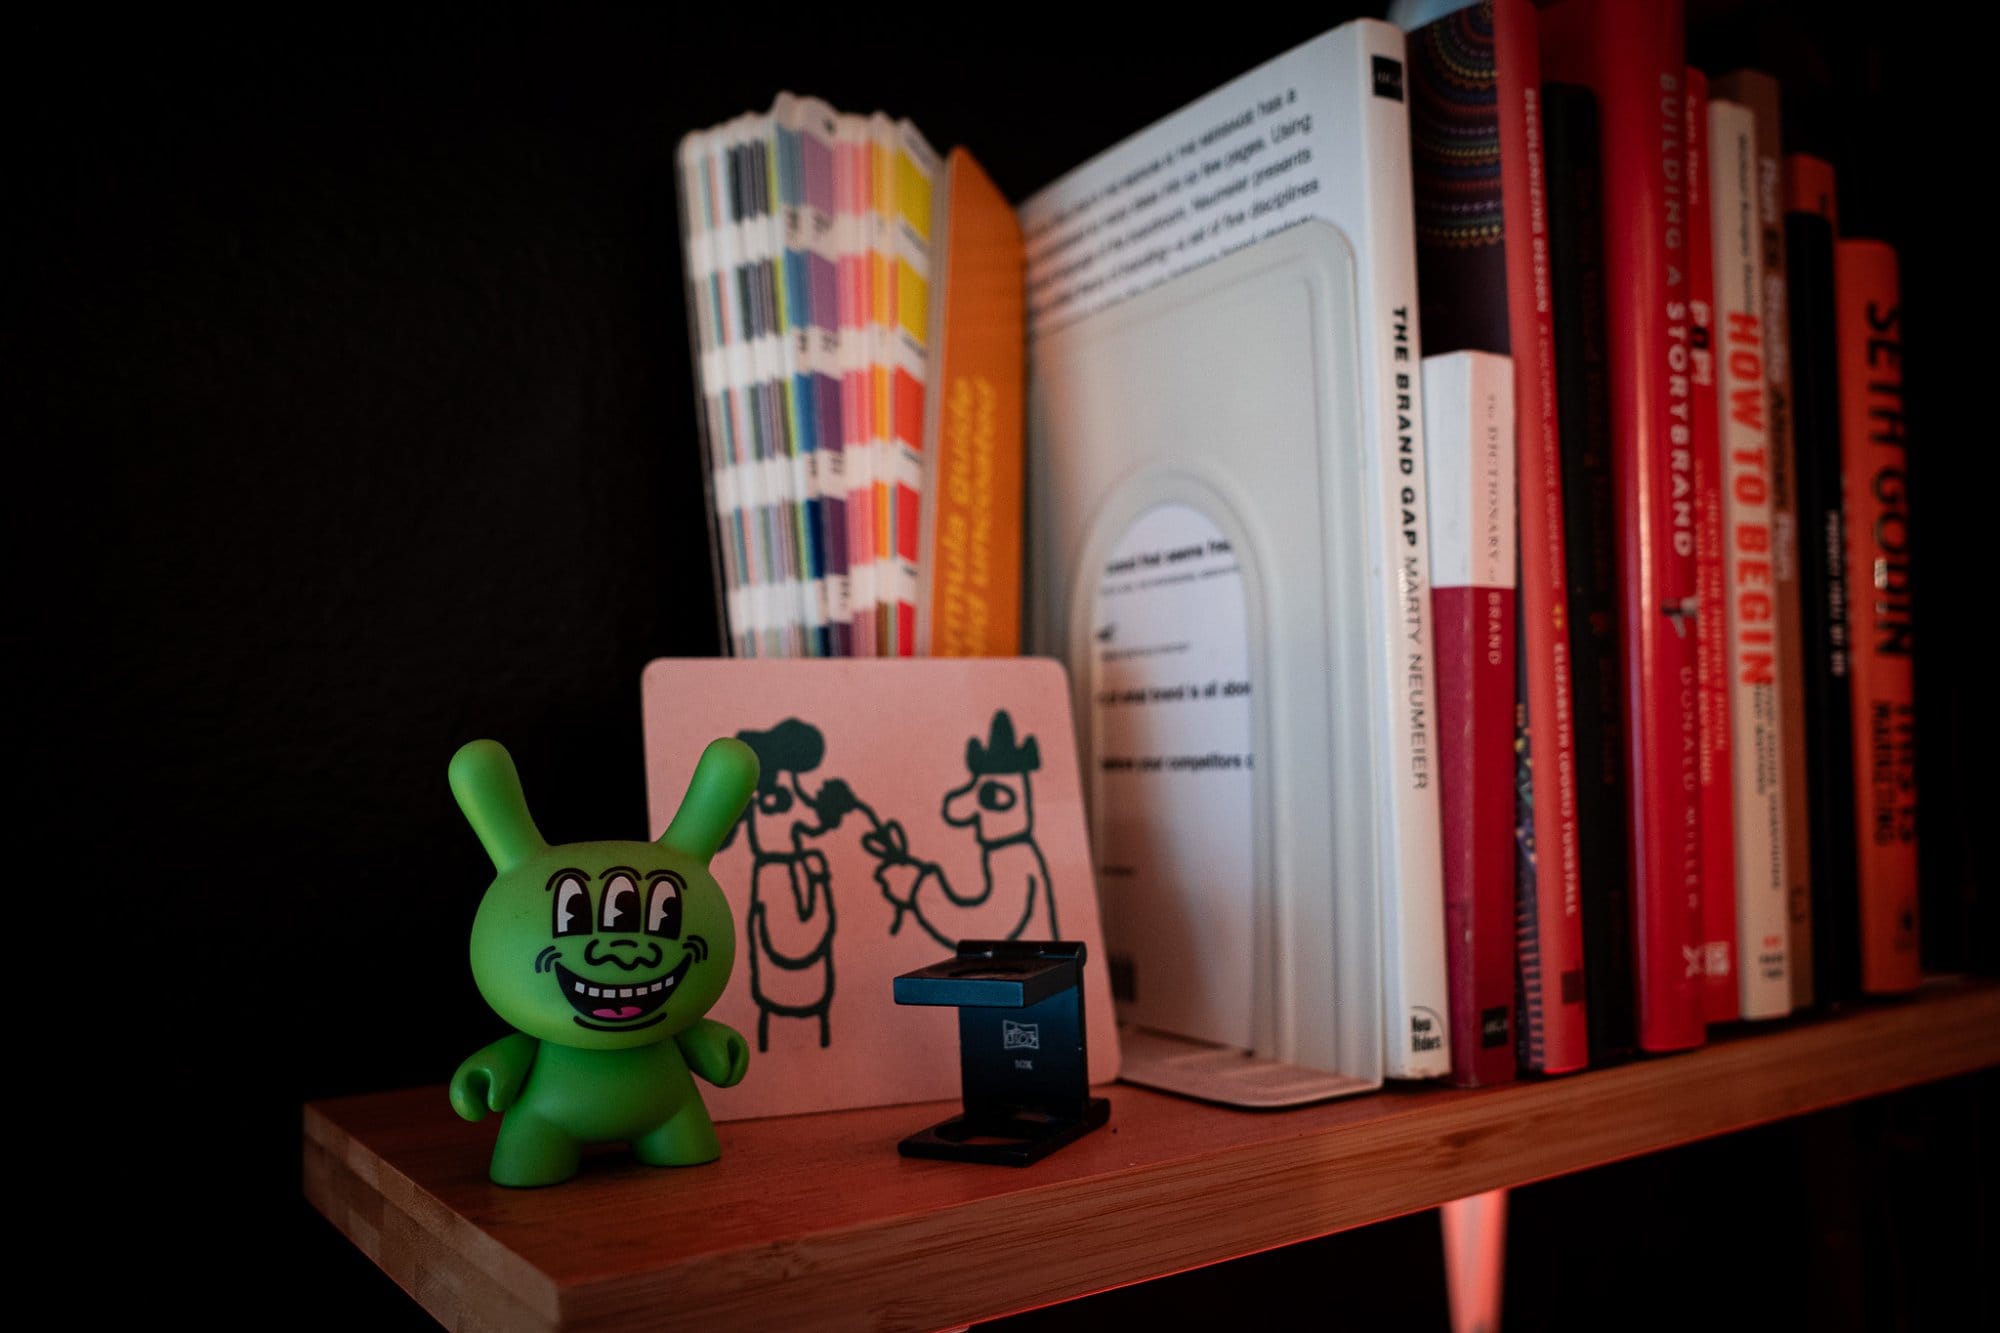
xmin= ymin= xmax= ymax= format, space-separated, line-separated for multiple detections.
xmin=447 ymin=737 xmax=759 ymax=1186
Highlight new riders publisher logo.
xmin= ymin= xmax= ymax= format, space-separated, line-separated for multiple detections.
xmin=1002 ymin=1020 xmax=1041 ymax=1051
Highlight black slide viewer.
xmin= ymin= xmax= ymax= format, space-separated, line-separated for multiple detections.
xmin=892 ymin=940 xmax=1111 ymax=1165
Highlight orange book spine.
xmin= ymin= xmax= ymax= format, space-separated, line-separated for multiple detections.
xmin=919 ymin=148 xmax=1024 ymax=656
xmin=1835 ymin=238 xmax=1919 ymax=993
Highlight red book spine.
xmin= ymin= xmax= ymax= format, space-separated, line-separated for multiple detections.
xmin=1427 ymin=351 xmax=1520 ymax=1087
xmin=1687 ymin=69 xmax=1739 ymax=1023
xmin=1439 ymin=575 xmax=1521 ymax=1085
xmin=1542 ymin=0 xmax=1705 ymax=1051
xmin=1494 ymin=0 xmax=1588 ymax=1074
xmin=1836 ymin=239 xmax=1920 ymax=993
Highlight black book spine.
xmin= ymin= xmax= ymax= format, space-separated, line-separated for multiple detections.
xmin=1542 ymin=82 xmax=1634 ymax=1063
xmin=1785 ymin=204 xmax=1862 ymax=1004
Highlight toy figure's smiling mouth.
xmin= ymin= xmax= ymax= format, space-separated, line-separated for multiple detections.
xmin=553 ymin=955 xmax=691 ymax=1030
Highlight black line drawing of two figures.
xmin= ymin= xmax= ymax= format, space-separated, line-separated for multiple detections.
xmin=719 ymin=710 xmax=1059 ymax=1052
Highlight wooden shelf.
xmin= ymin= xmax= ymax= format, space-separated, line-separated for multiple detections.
xmin=304 ymin=978 xmax=1999 ymax=1332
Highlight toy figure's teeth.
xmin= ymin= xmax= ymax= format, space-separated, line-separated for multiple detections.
xmin=552 ymin=955 xmax=692 ymax=1026
xmin=570 ymin=980 xmax=678 ymax=998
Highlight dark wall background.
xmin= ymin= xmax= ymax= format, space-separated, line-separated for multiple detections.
xmin=15 ymin=2 xmax=1989 ymax=1326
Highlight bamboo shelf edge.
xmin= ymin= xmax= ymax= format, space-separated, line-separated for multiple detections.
xmin=304 ymin=977 xmax=2000 ymax=1333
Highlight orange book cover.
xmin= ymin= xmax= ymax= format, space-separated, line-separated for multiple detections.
xmin=919 ymin=148 xmax=1025 ymax=656
xmin=1836 ymin=238 xmax=1919 ymax=993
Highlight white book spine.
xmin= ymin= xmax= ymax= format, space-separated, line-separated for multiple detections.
xmin=1019 ymin=19 xmax=1449 ymax=1076
xmin=1425 ymin=351 xmax=1517 ymax=594
xmin=1349 ymin=23 xmax=1448 ymax=1077
xmin=1709 ymin=98 xmax=1791 ymax=1018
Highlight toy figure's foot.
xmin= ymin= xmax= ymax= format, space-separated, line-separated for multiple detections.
xmin=633 ymin=1100 xmax=721 ymax=1167
xmin=489 ymin=1112 xmax=582 ymax=1187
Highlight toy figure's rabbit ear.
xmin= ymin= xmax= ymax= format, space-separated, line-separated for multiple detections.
xmin=660 ymin=737 xmax=760 ymax=864
xmin=449 ymin=740 xmax=548 ymax=873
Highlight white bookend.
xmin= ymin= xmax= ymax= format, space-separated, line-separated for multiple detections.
xmin=1022 ymin=19 xmax=1449 ymax=1077
xmin=1030 ymin=220 xmax=1383 ymax=1104
xmin=1709 ymin=97 xmax=1792 ymax=1019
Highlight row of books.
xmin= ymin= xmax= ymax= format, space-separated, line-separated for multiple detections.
xmin=1011 ymin=0 xmax=1918 ymax=1090
xmin=1408 ymin=0 xmax=1918 ymax=1085
xmin=676 ymin=0 xmax=1919 ymax=1093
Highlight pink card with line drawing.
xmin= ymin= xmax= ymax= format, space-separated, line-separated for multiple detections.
xmin=641 ymin=657 xmax=1120 ymax=1121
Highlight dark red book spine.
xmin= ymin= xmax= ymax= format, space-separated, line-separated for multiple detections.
xmin=1687 ymin=69 xmax=1738 ymax=1024
xmin=1495 ymin=0 xmax=1588 ymax=1075
xmin=1438 ymin=573 xmax=1521 ymax=1085
xmin=1836 ymin=239 xmax=1920 ymax=994
xmin=1425 ymin=351 xmax=1520 ymax=1087
xmin=1541 ymin=0 xmax=1705 ymax=1052
xmin=1544 ymin=80 xmax=1636 ymax=1063
xmin=1786 ymin=154 xmax=1862 ymax=1004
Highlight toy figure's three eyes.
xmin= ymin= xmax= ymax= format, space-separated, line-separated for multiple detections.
xmin=548 ymin=870 xmax=686 ymax=940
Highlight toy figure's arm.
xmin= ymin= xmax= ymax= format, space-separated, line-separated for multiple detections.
xmin=676 ymin=1018 xmax=751 ymax=1088
xmin=449 ymin=1032 xmax=540 ymax=1121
